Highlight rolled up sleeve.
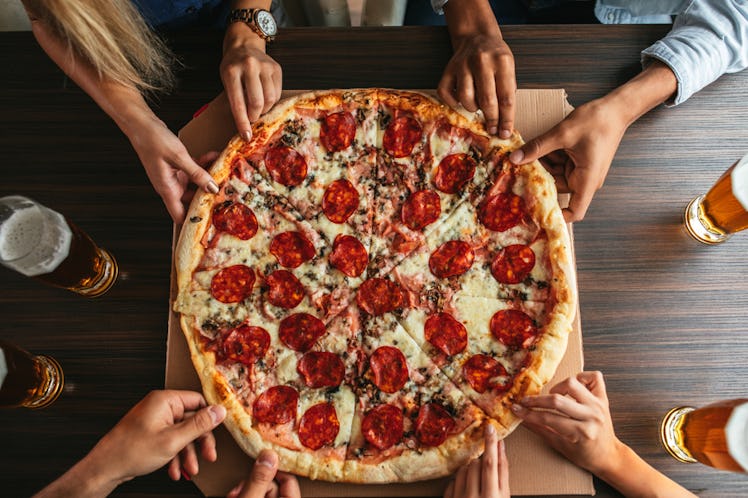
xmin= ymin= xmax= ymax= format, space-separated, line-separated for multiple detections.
xmin=641 ymin=0 xmax=748 ymax=105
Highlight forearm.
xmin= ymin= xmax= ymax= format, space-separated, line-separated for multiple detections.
xmin=595 ymin=442 xmax=697 ymax=498
xmin=28 ymin=18 xmax=159 ymax=140
xmin=443 ymin=0 xmax=501 ymax=43
xmin=33 ymin=452 xmax=122 ymax=498
xmin=601 ymin=60 xmax=678 ymax=128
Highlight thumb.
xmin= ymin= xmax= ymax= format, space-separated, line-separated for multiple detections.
xmin=237 ymin=450 xmax=280 ymax=498
xmin=169 ymin=405 xmax=226 ymax=448
xmin=508 ymin=128 xmax=563 ymax=165
xmin=177 ymin=151 xmax=220 ymax=194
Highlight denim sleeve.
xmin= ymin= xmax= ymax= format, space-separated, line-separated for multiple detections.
xmin=641 ymin=0 xmax=748 ymax=105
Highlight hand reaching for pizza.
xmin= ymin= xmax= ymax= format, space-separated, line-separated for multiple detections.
xmin=439 ymin=0 xmax=516 ymax=139
xmin=227 ymin=450 xmax=301 ymax=498
xmin=221 ymin=24 xmax=283 ymax=142
xmin=443 ymin=423 xmax=510 ymax=498
xmin=507 ymin=98 xmax=628 ymax=223
xmin=128 ymin=115 xmax=220 ymax=223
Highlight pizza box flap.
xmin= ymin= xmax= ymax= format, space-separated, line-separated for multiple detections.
xmin=168 ymin=88 xmax=593 ymax=497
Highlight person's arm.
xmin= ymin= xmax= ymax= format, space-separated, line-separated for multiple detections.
xmin=512 ymin=371 xmax=697 ymax=498
xmin=33 ymin=390 xmax=226 ymax=498
xmin=437 ymin=0 xmax=515 ymax=138
xmin=22 ymin=8 xmax=218 ymax=223
xmin=508 ymin=61 xmax=677 ymax=222
xmin=221 ymin=0 xmax=283 ymax=141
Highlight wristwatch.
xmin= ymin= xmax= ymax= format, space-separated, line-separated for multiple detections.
xmin=228 ymin=8 xmax=278 ymax=42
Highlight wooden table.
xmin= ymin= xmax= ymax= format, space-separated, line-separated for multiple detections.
xmin=1 ymin=26 xmax=747 ymax=498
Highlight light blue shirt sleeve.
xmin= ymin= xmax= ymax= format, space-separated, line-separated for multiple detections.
xmin=640 ymin=0 xmax=748 ymax=105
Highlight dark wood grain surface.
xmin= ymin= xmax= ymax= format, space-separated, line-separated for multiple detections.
xmin=1 ymin=26 xmax=747 ymax=498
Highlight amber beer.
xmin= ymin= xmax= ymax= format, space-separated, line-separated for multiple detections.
xmin=684 ymin=153 xmax=748 ymax=244
xmin=0 ymin=196 xmax=118 ymax=297
xmin=0 ymin=340 xmax=64 ymax=409
xmin=660 ymin=399 xmax=748 ymax=473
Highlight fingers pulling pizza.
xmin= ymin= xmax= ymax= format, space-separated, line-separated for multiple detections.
xmin=174 ymin=89 xmax=576 ymax=483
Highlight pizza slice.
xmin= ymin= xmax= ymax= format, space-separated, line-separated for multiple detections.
xmin=342 ymin=307 xmax=491 ymax=483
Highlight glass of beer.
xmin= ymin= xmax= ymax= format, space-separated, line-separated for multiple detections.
xmin=660 ymin=399 xmax=748 ymax=473
xmin=684 ymin=152 xmax=748 ymax=244
xmin=0 ymin=340 xmax=64 ymax=409
xmin=0 ymin=195 xmax=118 ymax=297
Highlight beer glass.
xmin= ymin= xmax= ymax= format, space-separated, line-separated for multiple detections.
xmin=0 ymin=340 xmax=64 ymax=409
xmin=660 ymin=399 xmax=748 ymax=473
xmin=684 ymin=152 xmax=748 ymax=244
xmin=0 ymin=195 xmax=118 ymax=297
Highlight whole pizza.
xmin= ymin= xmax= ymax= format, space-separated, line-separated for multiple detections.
xmin=174 ymin=88 xmax=576 ymax=483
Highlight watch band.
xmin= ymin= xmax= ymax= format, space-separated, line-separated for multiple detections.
xmin=228 ymin=8 xmax=275 ymax=42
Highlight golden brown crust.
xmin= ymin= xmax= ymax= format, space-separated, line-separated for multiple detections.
xmin=174 ymin=88 xmax=577 ymax=484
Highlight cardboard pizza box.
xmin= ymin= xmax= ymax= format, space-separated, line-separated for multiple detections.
xmin=167 ymin=89 xmax=593 ymax=497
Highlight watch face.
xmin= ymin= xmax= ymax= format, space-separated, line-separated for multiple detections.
xmin=256 ymin=10 xmax=278 ymax=36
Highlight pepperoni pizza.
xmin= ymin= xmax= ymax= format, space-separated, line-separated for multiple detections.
xmin=174 ymin=89 xmax=576 ymax=483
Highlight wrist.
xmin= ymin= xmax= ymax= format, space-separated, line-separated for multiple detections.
xmin=604 ymin=61 xmax=677 ymax=127
xmin=592 ymin=439 xmax=637 ymax=485
xmin=443 ymin=0 xmax=502 ymax=44
xmin=224 ymin=22 xmax=267 ymax=52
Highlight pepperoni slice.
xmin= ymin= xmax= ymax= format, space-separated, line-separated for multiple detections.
xmin=356 ymin=278 xmax=405 ymax=315
xmin=490 ymin=309 xmax=538 ymax=349
xmin=253 ymin=386 xmax=298 ymax=424
xmin=429 ymin=240 xmax=474 ymax=278
xmin=322 ymin=179 xmax=360 ymax=224
xmin=297 ymin=351 xmax=345 ymax=388
xmin=299 ymin=402 xmax=340 ymax=450
xmin=434 ymin=153 xmax=477 ymax=194
xmin=210 ymin=265 xmax=255 ymax=303
xmin=424 ymin=313 xmax=468 ymax=356
xmin=320 ymin=112 xmax=356 ymax=152
xmin=278 ymin=313 xmax=326 ymax=352
xmin=221 ymin=324 xmax=270 ymax=366
xmin=264 ymin=145 xmax=307 ymax=186
xmin=270 ymin=231 xmax=316 ymax=268
xmin=479 ymin=193 xmax=526 ymax=232
xmin=490 ymin=244 xmax=535 ymax=284
xmin=362 ymin=404 xmax=404 ymax=450
xmin=402 ymin=190 xmax=441 ymax=231
xmin=212 ymin=202 xmax=258 ymax=240
xmin=415 ymin=403 xmax=456 ymax=447
xmin=369 ymin=346 xmax=409 ymax=393
xmin=462 ymin=354 xmax=510 ymax=394
xmin=329 ymin=234 xmax=368 ymax=278
xmin=265 ymin=270 xmax=304 ymax=309
xmin=383 ymin=115 xmax=423 ymax=158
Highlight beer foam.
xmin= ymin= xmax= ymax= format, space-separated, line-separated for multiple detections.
xmin=732 ymin=153 xmax=748 ymax=211
xmin=0 ymin=203 xmax=71 ymax=276
xmin=726 ymin=402 xmax=748 ymax=472
xmin=0 ymin=348 xmax=7 ymax=390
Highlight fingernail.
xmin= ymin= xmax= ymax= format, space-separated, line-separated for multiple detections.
xmin=486 ymin=423 xmax=496 ymax=435
xmin=180 ymin=468 xmax=192 ymax=481
xmin=207 ymin=180 xmax=219 ymax=194
xmin=509 ymin=150 xmax=524 ymax=164
xmin=242 ymin=130 xmax=252 ymax=141
xmin=488 ymin=126 xmax=498 ymax=135
xmin=500 ymin=129 xmax=511 ymax=139
xmin=256 ymin=451 xmax=275 ymax=468
xmin=511 ymin=404 xmax=525 ymax=414
xmin=209 ymin=404 xmax=226 ymax=424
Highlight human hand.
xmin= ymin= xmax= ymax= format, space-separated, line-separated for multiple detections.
xmin=128 ymin=115 xmax=219 ymax=223
xmin=443 ymin=423 xmax=510 ymax=498
xmin=84 ymin=390 xmax=226 ymax=486
xmin=221 ymin=26 xmax=282 ymax=142
xmin=510 ymin=371 xmax=625 ymax=476
xmin=227 ymin=449 xmax=301 ymax=498
xmin=508 ymin=98 xmax=629 ymax=222
xmin=438 ymin=33 xmax=516 ymax=138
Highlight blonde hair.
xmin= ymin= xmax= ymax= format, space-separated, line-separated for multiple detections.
xmin=24 ymin=0 xmax=176 ymax=94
